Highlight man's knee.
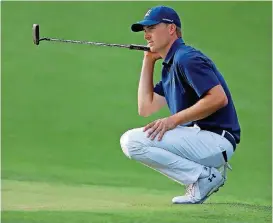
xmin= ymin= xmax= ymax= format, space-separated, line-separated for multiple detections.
xmin=120 ymin=128 xmax=147 ymax=159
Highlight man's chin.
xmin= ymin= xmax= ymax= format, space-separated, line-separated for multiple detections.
xmin=150 ymin=46 xmax=159 ymax=53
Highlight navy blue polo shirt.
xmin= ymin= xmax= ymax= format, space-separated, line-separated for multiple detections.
xmin=154 ymin=38 xmax=241 ymax=143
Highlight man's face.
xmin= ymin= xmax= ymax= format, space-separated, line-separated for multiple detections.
xmin=143 ymin=23 xmax=171 ymax=52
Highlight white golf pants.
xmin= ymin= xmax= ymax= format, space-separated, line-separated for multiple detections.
xmin=120 ymin=125 xmax=234 ymax=185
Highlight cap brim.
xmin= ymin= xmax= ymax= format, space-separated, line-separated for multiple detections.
xmin=131 ymin=20 xmax=160 ymax=32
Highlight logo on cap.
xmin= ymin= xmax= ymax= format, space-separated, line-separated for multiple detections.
xmin=145 ymin=9 xmax=152 ymax=17
xmin=162 ymin=18 xmax=173 ymax=22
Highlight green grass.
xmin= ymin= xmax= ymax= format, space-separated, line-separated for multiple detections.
xmin=1 ymin=1 xmax=272 ymax=223
xmin=2 ymin=180 xmax=272 ymax=223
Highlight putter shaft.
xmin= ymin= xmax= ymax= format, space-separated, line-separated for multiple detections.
xmin=33 ymin=24 xmax=150 ymax=51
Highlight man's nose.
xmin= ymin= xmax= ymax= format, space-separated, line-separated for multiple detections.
xmin=144 ymin=32 xmax=151 ymax=41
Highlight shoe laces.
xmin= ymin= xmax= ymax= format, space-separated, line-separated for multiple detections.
xmin=185 ymin=184 xmax=194 ymax=197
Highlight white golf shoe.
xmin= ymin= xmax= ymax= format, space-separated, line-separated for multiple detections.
xmin=172 ymin=167 xmax=225 ymax=204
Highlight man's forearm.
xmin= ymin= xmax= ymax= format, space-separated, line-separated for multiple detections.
xmin=138 ymin=57 xmax=156 ymax=111
xmin=171 ymin=91 xmax=228 ymax=126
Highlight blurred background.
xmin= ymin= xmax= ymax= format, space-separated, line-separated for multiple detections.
xmin=1 ymin=1 xmax=272 ymax=223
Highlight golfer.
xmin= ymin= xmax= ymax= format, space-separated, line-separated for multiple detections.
xmin=120 ymin=5 xmax=241 ymax=204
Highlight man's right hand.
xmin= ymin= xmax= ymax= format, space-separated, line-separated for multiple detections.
xmin=138 ymin=44 xmax=167 ymax=117
xmin=144 ymin=44 xmax=162 ymax=62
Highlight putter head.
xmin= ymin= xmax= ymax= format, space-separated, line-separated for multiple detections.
xmin=32 ymin=24 xmax=40 ymax=45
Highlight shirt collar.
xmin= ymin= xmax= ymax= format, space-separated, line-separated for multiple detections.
xmin=162 ymin=37 xmax=185 ymax=66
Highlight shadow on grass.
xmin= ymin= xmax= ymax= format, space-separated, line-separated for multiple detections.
xmin=205 ymin=202 xmax=272 ymax=211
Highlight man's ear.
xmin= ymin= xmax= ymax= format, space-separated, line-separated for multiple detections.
xmin=169 ymin=24 xmax=177 ymax=35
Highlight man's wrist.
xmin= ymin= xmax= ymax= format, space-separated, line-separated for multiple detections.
xmin=170 ymin=113 xmax=182 ymax=126
xmin=143 ymin=55 xmax=156 ymax=64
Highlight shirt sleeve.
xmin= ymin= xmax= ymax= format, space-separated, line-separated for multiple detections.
xmin=153 ymin=81 xmax=165 ymax=96
xmin=179 ymin=56 xmax=220 ymax=98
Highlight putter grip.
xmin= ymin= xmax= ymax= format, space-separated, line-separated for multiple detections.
xmin=129 ymin=44 xmax=150 ymax=52
xmin=33 ymin=24 xmax=40 ymax=45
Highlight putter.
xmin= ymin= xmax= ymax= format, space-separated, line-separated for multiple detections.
xmin=32 ymin=24 xmax=150 ymax=52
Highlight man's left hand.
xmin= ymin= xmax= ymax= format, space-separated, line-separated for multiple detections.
xmin=143 ymin=116 xmax=178 ymax=141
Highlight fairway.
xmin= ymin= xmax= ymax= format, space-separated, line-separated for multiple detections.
xmin=1 ymin=1 xmax=272 ymax=223
xmin=2 ymin=180 xmax=272 ymax=222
